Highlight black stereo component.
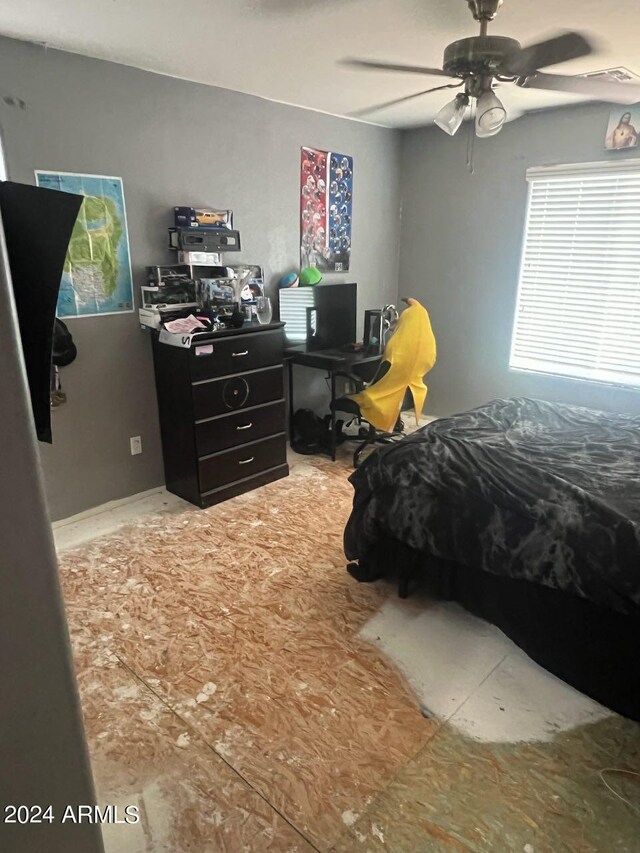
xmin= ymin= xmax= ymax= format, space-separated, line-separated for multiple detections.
xmin=169 ymin=227 xmax=241 ymax=253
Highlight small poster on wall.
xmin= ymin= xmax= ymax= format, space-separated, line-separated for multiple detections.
xmin=605 ymin=107 xmax=640 ymax=150
xmin=300 ymin=146 xmax=353 ymax=272
xmin=35 ymin=171 xmax=134 ymax=318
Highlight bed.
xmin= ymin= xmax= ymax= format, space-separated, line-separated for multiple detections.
xmin=344 ymin=397 xmax=640 ymax=720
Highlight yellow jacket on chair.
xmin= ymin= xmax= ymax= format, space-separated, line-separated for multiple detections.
xmin=349 ymin=299 xmax=436 ymax=433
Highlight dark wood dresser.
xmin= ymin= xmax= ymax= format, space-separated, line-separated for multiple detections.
xmin=151 ymin=322 xmax=289 ymax=508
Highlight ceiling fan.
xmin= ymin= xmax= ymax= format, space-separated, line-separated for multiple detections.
xmin=343 ymin=0 xmax=640 ymax=138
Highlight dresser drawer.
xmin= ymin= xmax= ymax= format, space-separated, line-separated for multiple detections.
xmin=189 ymin=329 xmax=283 ymax=381
xmin=195 ymin=400 xmax=285 ymax=456
xmin=192 ymin=365 xmax=283 ymax=421
xmin=199 ymin=434 xmax=287 ymax=494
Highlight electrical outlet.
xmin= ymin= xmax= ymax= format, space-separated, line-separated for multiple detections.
xmin=130 ymin=436 xmax=142 ymax=456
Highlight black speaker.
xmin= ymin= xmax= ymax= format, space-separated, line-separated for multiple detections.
xmin=363 ymin=309 xmax=384 ymax=353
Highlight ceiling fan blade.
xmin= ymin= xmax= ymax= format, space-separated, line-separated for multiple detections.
xmin=518 ymin=71 xmax=640 ymax=104
xmin=351 ymin=82 xmax=464 ymax=117
xmin=501 ymin=31 xmax=593 ymax=76
xmin=341 ymin=58 xmax=453 ymax=78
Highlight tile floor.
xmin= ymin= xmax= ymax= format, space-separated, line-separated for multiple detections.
xmin=54 ymin=446 xmax=640 ymax=852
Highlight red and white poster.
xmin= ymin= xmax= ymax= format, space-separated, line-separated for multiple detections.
xmin=300 ymin=146 xmax=353 ymax=272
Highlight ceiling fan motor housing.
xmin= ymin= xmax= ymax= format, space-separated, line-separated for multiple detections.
xmin=467 ymin=0 xmax=503 ymax=22
xmin=443 ymin=36 xmax=520 ymax=77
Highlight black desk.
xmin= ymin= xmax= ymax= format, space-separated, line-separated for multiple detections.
xmin=285 ymin=345 xmax=382 ymax=460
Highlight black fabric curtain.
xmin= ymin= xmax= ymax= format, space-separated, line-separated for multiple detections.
xmin=0 ymin=182 xmax=82 ymax=443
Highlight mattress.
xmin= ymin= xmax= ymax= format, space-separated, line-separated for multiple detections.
xmin=344 ymin=397 xmax=640 ymax=616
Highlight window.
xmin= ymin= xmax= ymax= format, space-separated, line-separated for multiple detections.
xmin=510 ymin=160 xmax=640 ymax=387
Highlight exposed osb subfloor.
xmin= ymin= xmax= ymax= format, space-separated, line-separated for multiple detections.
xmin=57 ymin=450 xmax=640 ymax=852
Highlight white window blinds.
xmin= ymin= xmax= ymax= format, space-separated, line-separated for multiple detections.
xmin=510 ymin=160 xmax=640 ymax=387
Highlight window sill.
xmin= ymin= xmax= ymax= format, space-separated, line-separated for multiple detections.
xmin=508 ymin=365 xmax=640 ymax=392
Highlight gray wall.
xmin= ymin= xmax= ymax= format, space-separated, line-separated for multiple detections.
xmin=0 ymin=35 xmax=402 ymax=521
xmin=0 ymin=210 xmax=103 ymax=853
xmin=400 ymin=102 xmax=640 ymax=417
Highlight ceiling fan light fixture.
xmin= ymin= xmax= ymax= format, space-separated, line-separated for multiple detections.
xmin=434 ymin=93 xmax=469 ymax=136
xmin=341 ymin=1 xmax=640 ymax=136
xmin=475 ymin=89 xmax=507 ymax=136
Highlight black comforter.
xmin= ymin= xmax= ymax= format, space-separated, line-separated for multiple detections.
xmin=344 ymin=397 xmax=640 ymax=616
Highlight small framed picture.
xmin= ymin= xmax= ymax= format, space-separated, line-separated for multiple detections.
xmin=605 ymin=106 xmax=640 ymax=150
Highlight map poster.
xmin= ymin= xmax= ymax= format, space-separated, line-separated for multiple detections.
xmin=300 ymin=147 xmax=353 ymax=272
xmin=35 ymin=171 xmax=134 ymax=318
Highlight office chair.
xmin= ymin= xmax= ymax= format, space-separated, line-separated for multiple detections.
xmin=332 ymin=298 xmax=436 ymax=467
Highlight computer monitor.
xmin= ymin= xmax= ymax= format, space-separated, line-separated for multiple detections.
xmin=280 ymin=281 xmax=357 ymax=350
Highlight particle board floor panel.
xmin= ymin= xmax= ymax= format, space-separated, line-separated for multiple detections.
xmin=329 ymin=714 xmax=640 ymax=853
xmin=72 ymin=626 xmax=313 ymax=853
xmin=56 ymin=444 xmax=640 ymax=853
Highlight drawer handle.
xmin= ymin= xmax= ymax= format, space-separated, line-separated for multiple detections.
xmin=238 ymin=457 xmax=254 ymax=465
xmin=232 ymin=350 xmax=249 ymax=357
xmin=237 ymin=422 xmax=253 ymax=431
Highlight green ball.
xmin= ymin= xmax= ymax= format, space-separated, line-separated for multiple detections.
xmin=299 ymin=266 xmax=323 ymax=286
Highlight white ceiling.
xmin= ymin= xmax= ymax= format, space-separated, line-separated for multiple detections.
xmin=0 ymin=0 xmax=636 ymax=128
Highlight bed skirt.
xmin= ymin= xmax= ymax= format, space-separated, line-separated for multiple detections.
xmin=351 ymin=539 xmax=640 ymax=722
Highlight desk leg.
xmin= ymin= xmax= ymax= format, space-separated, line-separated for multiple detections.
xmin=287 ymin=361 xmax=295 ymax=446
xmin=330 ymin=369 xmax=337 ymax=462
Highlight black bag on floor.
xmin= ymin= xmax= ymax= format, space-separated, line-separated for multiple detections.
xmin=292 ymin=408 xmax=343 ymax=455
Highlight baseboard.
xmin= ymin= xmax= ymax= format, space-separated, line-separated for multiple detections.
xmin=51 ymin=486 xmax=166 ymax=530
